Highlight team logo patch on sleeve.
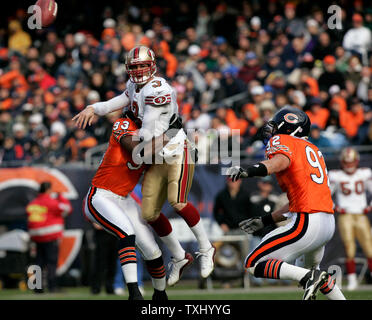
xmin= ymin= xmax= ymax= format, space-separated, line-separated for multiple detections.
xmin=266 ymin=144 xmax=292 ymax=157
xmin=112 ymin=130 xmax=124 ymax=141
xmin=144 ymin=94 xmax=171 ymax=106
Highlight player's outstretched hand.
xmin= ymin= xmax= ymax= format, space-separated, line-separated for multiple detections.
xmin=72 ymin=105 xmax=95 ymax=129
xmin=239 ymin=217 xmax=264 ymax=234
xmin=226 ymin=166 xmax=248 ymax=182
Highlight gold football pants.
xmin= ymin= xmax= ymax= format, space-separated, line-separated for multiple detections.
xmin=338 ymin=213 xmax=372 ymax=260
xmin=141 ymin=145 xmax=195 ymax=222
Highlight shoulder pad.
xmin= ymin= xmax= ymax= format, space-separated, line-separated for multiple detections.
xmin=360 ymin=167 xmax=372 ymax=176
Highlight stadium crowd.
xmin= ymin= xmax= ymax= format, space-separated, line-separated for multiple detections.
xmin=0 ymin=0 xmax=372 ymax=165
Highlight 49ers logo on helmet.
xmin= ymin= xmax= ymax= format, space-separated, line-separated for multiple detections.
xmin=284 ymin=113 xmax=299 ymax=124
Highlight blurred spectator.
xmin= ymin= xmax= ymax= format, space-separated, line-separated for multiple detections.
xmin=46 ymin=135 xmax=66 ymax=166
xmin=305 ymin=97 xmax=330 ymax=130
xmin=8 ymin=20 xmax=31 ymax=55
xmin=12 ymin=123 xmax=32 ymax=161
xmin=184 ymin=105 xmax=211 ymax=131
xmin=0 ymin=1 xmax=372 ymax=167
xmin=343 ymin=13 xmax=372 ymax=65
xmin=56 ymin=53 xmax=82 ymax=89
xmin=340 ymin=98 xmax=365 ymax=142
xmin=1 ymin=137 xmax=17 ymax=163
xmin=248 ymin=176 xmax=280 ymax=286
xmin=308 ymin=124 xmax=332 ymax=149
xmin=318 ymin=55 xmax=346 ymax=92
xmin=90 ymin=223 xmax=117 ymax=295
xmin=312 ymin=32 xmax=335 ymax=61
xmin=237 ymin=52 xmax=261 ymax=84
xmin=213 ymin=178 xmax=252 ymax=235
xmin=64 ymin=128 xmax=97 ymax=162
xmin=26 ymin=181 xmax=72 ymax=293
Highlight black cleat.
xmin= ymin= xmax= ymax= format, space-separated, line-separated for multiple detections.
xmin=128 ymin=292 xmax=144 ymax=300
xmin=302 ymin=269 xmax=328 ymax=300
xmin=152 ymin=289 xmax=168 ymax=301
xmin=127 ymin=283 xmax=144 ymax=300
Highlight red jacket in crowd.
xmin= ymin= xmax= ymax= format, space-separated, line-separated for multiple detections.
xmin=26 ymin=193 xmax=72 ymax=242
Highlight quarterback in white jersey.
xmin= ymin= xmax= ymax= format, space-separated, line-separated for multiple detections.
xmin=73 ymin=45 xmax=215 ymax=286
xmin=125 ymin=76 xmax=187 ymax=158
xmin=329 ymin=147 xmax=372 ymax=291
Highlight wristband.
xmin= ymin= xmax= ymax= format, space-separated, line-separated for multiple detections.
xmin=261 ymin=214 xmax=275 ymax=226
xmin=247 ymin=163 xmax=268 ymax=177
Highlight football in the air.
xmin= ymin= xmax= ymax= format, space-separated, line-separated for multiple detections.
xmin=35 ymin=0 xmax=58 ymax=27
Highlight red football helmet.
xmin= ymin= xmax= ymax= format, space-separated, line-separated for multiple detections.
xmin=125 ymin=46 xmax=157 ymax=85
xmin=340 ymin=147 xmax=360 ymax=174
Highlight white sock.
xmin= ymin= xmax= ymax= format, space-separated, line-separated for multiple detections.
xmin=160 ymin=233 xmax=185 ymax=260
xmin=152 ymin=277 xmax=166 ymax=291
xmin=322 ymin=284 xmax=346 ymax=300
xmin=278 ymin=262 xmax=309 ymax=281
xmin=320 ymin=275 xmax=346 ymax=300
xmin=121 ymin=263 xmax=137 ymax=283
xmin=190 ymin=221 xmax=212 ymax=251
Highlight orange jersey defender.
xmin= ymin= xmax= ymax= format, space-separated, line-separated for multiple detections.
xmin=92 ymin=118 xmax=145 ymax=197
xmin=265 ymin=134 xmax=334 ymax=214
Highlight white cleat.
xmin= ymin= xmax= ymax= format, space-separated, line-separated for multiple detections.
xmin=167 ymin=253 xmax=194 ymax=287
xmin=346 ymin=273 xmax=358 ymax=291
xmin=196 ymin=245 xmax=216 ymax=278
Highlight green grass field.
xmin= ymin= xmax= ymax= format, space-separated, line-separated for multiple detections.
xmin=1 ymin=282 xmax=371 ymax=300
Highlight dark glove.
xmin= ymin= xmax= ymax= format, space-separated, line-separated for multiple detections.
xmin=123 ymin=108 xmax=142 ymax=127
xmin=226 ymin=166 xmax=249 ymax=182
xmin=123 ymin=108 xmax=136 ymax=121
xmin=166 ymin=114 xmax=183 ymax=138
xmin=239 ymin=213 xmax=275 ymax=234
xmin=239 ymin=217 xmax=265 ymax=234
xmin=168 ymin=114 xmax=183 ymax=130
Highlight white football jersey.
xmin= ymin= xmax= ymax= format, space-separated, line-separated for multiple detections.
xmin=125 ymin=76 xmax=186 ymax=157
xmin=328 ymin=167 xmax=372 ymax=214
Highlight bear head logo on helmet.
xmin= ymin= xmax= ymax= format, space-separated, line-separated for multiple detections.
xmin=261 ymin=106 xmax=311 ymax=143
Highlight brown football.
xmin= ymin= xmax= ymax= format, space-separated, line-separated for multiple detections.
xmin=35 ymin=0 xmax=58 ymax=27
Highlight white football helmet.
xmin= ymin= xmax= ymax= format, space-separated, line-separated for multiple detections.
xmin=125 ymin=45 xmax=157 ymax=85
